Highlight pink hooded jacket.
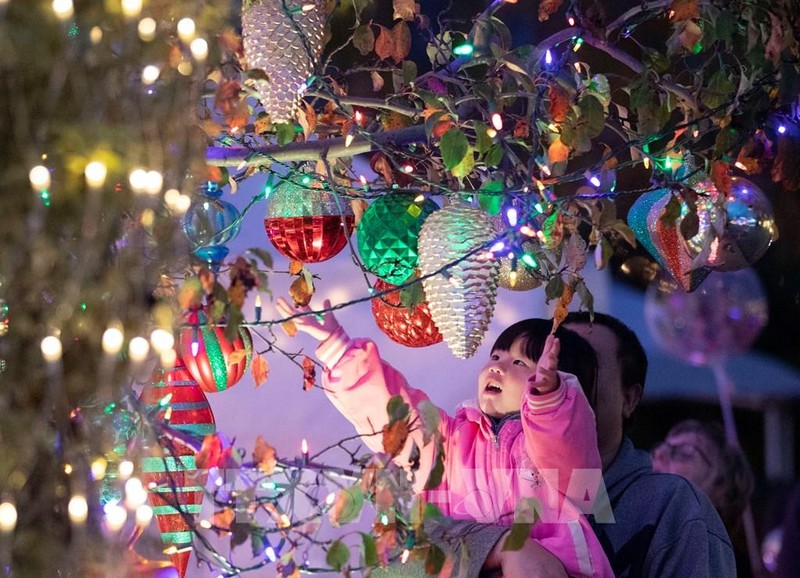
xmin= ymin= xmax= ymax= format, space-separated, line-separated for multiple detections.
xmin=317 ymin=328 xmax=613 ymax=578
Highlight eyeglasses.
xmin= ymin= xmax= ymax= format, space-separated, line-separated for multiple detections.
xmin=652 ymin=440 xmax=713 ymax=468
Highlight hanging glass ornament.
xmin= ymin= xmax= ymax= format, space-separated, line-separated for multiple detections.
xmin=242 ymin=0 xmax=326 ymax=125
xmin=264 ymin=176 xmax=354 ymax=263
xmin=183 ymin=182 xmax=241 ymax=269
xmin=178 ymin=309 xmax=253 ymax=393
xmin=139 ymin=356 xmax=215 ymax=578
xmin=705 ymin=177 xmax=777 ymax=271
xmin=627 ymin=187 xmax=714 ymax=293
xmin=371 ymin=279 xmax=443 ymax=348
xmin=418 ymin=202 xmax=500 ymax=359
xmin=357 ymin=194 xmax=439 ymax=285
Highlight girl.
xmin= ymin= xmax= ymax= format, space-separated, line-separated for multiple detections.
xmin=276 ymin=298 xmax=612 ymax=577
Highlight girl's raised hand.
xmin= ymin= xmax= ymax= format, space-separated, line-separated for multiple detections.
xmin=528 ymin=334 xmax=560 ymax=395
xmin=275 ymin=297 xmax=340 ymax=342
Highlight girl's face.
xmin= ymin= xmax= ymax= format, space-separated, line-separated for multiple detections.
xmin=478 ymin=336 xmax=538 ymax=418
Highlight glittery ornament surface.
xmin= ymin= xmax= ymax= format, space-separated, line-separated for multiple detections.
xmin=265 ymin=179 xmax=354 ymax=262
xmin=705 ymin=177 xmax=777 ymax=271
xmin=418 ymin=203 xmax=499 ymax=358
xmin=139 ymin=356 xmax=215 ymax=578
xmin=179 ymin=325 xmax=253 ymax=393
xmin=357 ymin=194 xmax=439 ymax=284
xmin=497 ymin=242 xmax=542 ymax=291
xmin=242 ymin=0 xmax=326 ymax=124
xmin=628 ymin=189 xmax=712 ymax=292
xmin=371 ymin=279 xmax=443 ymax=347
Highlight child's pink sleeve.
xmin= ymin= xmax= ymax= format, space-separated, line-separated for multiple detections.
xmin=521 ymin=371 xmax=602 ymax=505
xmin=316 ymin=328 xmax=451 ymax=492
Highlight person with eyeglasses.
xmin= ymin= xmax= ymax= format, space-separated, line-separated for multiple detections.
xmin=652 ymin=420 xmax=756 ymax=577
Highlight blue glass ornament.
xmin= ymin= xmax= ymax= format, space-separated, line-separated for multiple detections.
xmin=183 ymin=182 xmax=241 ymax=268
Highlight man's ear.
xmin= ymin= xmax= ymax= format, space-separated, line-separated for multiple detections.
xmin=622 ymin=383 xmax=643 ymax=419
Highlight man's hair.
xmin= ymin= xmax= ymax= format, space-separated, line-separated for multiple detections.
xmin=564 ymin=311 xmax=648 ymax=394
xmin=492 ymin=318 xmax=598 ymax=408
xmin=668 ymin=420 xmax=755 ymax=531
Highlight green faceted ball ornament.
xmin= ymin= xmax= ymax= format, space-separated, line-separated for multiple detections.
xmin=357 ymin=194 xmax=439 ymax=284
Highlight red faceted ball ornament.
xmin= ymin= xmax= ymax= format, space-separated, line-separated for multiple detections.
xmin=179 ymin=313 xmax=253 ymax=394
xmin=371 ymin=279 xmax=443 ymax=348
xmin=264 ymin=177 xmax=355 ymax=263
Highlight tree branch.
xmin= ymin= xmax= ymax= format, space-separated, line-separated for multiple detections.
xmin=206 ymin=125 xmax=427 ymax=166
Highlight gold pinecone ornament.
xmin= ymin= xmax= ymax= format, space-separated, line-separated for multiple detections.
xmin=242 ymin=0 xmax=326 ymax=125
xmin=418 ymin=202 xmax=500 ymax=359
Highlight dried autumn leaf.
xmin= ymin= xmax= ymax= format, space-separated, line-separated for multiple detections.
xmin=228 ymin=350 xmax=247 ymax=365
xmin=281 ymin=320 xmax=298 ymax=337
xmin=374 ymin=25 xmax=394 ymax=61
xmin=302 ymin=356 xmax=316 ymax=391
xmin=178 ymin=278 xmax=203 ymax=309
xmin=670 ymin=0 xmax=700 ymax=21
xmin=253 ymin=435 xmax=277 ymax=474
xmin=538 ymin=0 xmax=564 ymax=21
xmin=548 ymin=138 xmax=570 ymax=163
xmin=251 ymin=354 xmax=269 ymax=387
xmin=370 ymin=152 xmax=395 ymax=185
xmin=351 ymin=199 xmax=368 ymax=227
xmin=711 ymin=160 xmax=732 ymax=196
xmin=289 ymin=275 xmax=314 ymax=307
xmin=547 ymin=85 xmax=571 ymax=122
xmin=678 ymin=20 xmax=703 ymax=52
xmin=382 ymin=420 xmax=409 ymax=457
xmin=391 ymin=21 xmax=412 ymax=63
xmin=198 ymin=267 xmax=216 ymax=295
xmin=393 ymin=0 xmax=419 ymax=20
xmin=352 ymin=24 xmax=375 ymax=55
xmin=228 ymin=283 xmax=246 ymax=309
xmin=254 ymin=112 xmax=271 ymax=134
xmin=288 ymin=260 xmax=304 ymax=275
xmin=215 ymin=79 xmax=249 ymax=131
xmin=217 ymin=27 xmax=243 ymax=57
xmin=513 ymin=119 xmax=530 ymax=139
xmin=212 ymin=508 xmax=235 ymax=532
xmin=552 ymin=283 xmax=575 ymax=333
xmin=371 ymin=70 xmax=385 ymax=92
xmin=298 ymin=101 xmax=318 ymax=141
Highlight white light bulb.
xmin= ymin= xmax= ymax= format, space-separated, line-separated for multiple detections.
xmin=104 ymin=502 xmax=127 ymax=532
xmin=190 ymin=38 xmax=208 ymax=61
xmin=144 ymin=170 xmax=163 ymax=195
xmin=125 ymin=477 xmax=148 ymax=510
xmin=91 ymin=457 xmax=108 ymax=480
xmin=128 ymin=168 xmax=148 ymax=193
xmin=118 ymin=460 xmax=135 ymax=480
xmin=68 ymin=495 xmax=88 ymax=524
xmin=159 ymin=348 xmax=177 ymax=368
xmin=41 ymin=335 xmax=62 ymax=362
xmin=138 ymin=17 xmax=157 ymax=41
xmin=135 ymin=504 xmax=153 ymax=526
xmin=90 ymin=26 xmax=103 ymax=44
xmin=149 ymin=328 xmax=174 ymax=353
xmin=29 ymin=165 xmax=51 ymax=191
xmin=52 ymin=0 xmax=74 ymax=20
xmin=102 ymin=326 xmax=124 ymax=355
xmin=141 ymin=65 xmax=160 ymax=84
xmin=0 ymin=502 xmax=17 ymax=533
xmin=121 ymin=0 xmax=142 ymax=19
xmin=176 ymin=18 xmax=196 ymax=43
xmin=128 ymin=336 xmax=150 ymax=363
xmin=84 ymin=161 xmax=108 ymax=189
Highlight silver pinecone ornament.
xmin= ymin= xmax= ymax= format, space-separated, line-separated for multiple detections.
xmin=242 ymin=0 xmax=326 ymax=125
xmin=418 ymin=202 xmax=500 ymax=359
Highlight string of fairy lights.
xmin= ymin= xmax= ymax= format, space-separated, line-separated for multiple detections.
xmin=4 ymin=0 xmax=798 ymax=574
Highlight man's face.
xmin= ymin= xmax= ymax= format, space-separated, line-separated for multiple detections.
xmin=564 ymin=321 xmax=638 ymax=469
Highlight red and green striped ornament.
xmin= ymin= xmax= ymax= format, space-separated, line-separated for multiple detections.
xmin=179 ymin=322 xmax=253 ymax=394
xmin=139 ymin=355 xmax=216 ymax=578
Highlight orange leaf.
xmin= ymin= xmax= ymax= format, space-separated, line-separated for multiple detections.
xmin=669 ymin=0 xmax=700 ymax=21
xmin=548 ymin=138 xmax=570 ymax=163
xmin=538 ymin=0 xmax=565 ymax=22
xmin=513 ymin=119 xmax=530 ymax=139
xmin=228 ymin=283 xmax=246 ymax=309
xmin=351 ymin=199 xmax=368 ymax=227
xmin=547 ymin=85 xmax=570 ymax=122
xmin=253 ymin=435 xmax=277 ymax=474
xmin=289 ymin=275 xmax=314 ymax=307
xmin=281 ymin=320 xmax=298 ymax=337
xmin=302 ymin=356 xmax=316 ymax=391
xmin=552 ymin=283 xmax=575 ymax=333
xmin=374 ymin=25 xmax=394 ymax=61
xmin=289 ymin=260 xmax=304 ymax=275
xmin=391 ymin=21 xmax=412 ymax=63
xmin=251 ymin=354 xmax=269 ymax=387
xmin=381 ymin=420 xmax=409 ymax=457
xmin=212 ymin=508 xmax=235 ymax=532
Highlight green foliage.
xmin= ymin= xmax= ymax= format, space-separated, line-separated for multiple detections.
xmin=326 ymin=539 xmax=351 ymax=571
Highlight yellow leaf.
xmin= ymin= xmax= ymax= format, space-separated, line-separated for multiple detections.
xmin=253 ymin=435 xmax=277 ymax=474
xmin=281 ymin=320 xmax=298 ymax=337
xmin=228 ymin=350 xmax=247 ymax=365
xmin=552 ymin=283 xmax=575 ymax=333
xmin=251 ymin=354 xmax=269 ymax=387
xmin=212 ymin=508 xmax=235 ymax=531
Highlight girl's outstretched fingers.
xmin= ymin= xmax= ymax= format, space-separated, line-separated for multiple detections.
xmin=275 ymin=297 xmax=339 ymax=342
xmin=529 ymin=335 xmax=560 ymax=395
